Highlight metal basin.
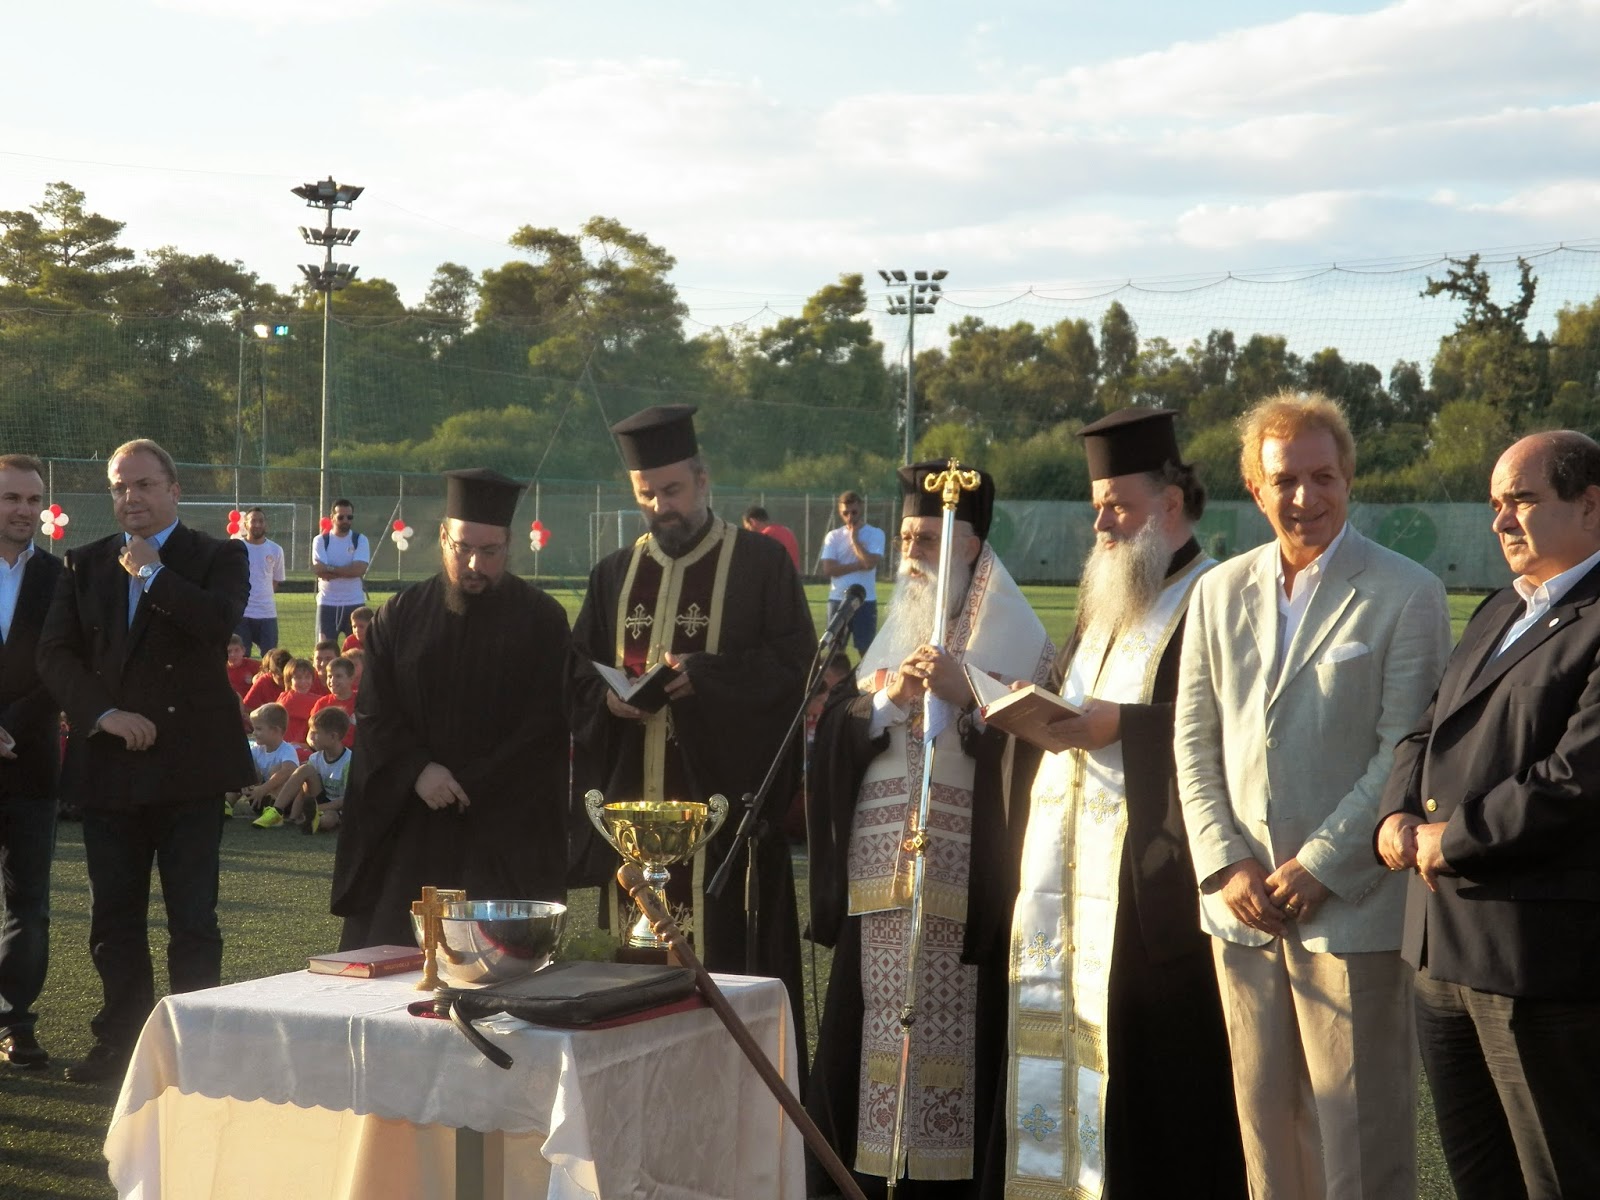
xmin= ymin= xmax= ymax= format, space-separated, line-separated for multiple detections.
xmin=410 ymin=899 xmax=567 ymax=986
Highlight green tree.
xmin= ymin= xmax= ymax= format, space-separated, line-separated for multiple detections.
xmin=1423 ymin=255 xmax=1548 ymax=422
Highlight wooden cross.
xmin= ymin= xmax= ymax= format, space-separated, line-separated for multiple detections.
xmin=412 ymin=885 xmax=467 ymax=991
xmin=922 ymin=457 xmax=982 ymax=512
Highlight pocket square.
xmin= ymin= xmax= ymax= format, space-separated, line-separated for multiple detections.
xmin=1321 ymin=642 xmax=1370 ymax=665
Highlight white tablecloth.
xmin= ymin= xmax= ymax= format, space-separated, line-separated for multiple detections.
xmin=105 ymin=969 xmax=805 ymax=1199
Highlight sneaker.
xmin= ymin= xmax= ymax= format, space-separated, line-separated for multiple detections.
xmin=252 ymin=807 xmax=284 ymax=829
xmin=311 ymin=805 xmax=321 ymax=834
xmin=0 ymin=1029 xmax=47 ymax=1069
xmin=63 ymin=1040 xmax=128 ymax=1085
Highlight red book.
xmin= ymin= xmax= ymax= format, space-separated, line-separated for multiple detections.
xmin=308 ymin=945 xmax=424 ymax=978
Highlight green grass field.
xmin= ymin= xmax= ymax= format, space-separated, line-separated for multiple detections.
xmin=0 ymin=580 xmax=1484 ymax=1196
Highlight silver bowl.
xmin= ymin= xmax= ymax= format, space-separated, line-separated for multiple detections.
xmin=410 ymin=899 xmax=567 ymax=986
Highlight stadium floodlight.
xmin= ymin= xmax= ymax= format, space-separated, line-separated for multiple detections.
xmin=290 ymin=175 xmax=363 ymax=519
xmin=878 ymin=267 xmax=950 ymax=465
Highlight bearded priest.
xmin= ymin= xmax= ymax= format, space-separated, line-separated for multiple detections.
xmin=806 ymin=461 xmax=1054 ymax=1198
xmin=997 ymin=409 xmax=1244 ymax=1199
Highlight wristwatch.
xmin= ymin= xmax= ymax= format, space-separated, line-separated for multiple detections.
xmin=137 ymin=564 xmax=159 ymax=582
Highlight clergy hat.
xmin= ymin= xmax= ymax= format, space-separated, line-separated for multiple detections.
xmin=443 ymin=467 xmax=526 ymax=527
xmin=611 ymin=405 xmax=700 ymax=471
xmin=1078 ymin=408 xmax=1183 ymax=480
xmin=898 ymin=460 xmax=996 ymax=538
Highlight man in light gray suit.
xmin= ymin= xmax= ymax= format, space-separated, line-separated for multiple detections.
xmin=1175 ymin=390 xmax=1451 ymax=1200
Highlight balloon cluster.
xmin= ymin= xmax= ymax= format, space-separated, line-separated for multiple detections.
xmin=226 ymin=509 xmax=242 ymax=536
xmin=392 ymin=519 xmax=414 ymax=552
xmin=530 ymin=519 xmax=549 ymax=552
xmin=39 ymin=505 xmax=69 ymax=541
xmin=319 ymin=516 xmax=334 ymax=534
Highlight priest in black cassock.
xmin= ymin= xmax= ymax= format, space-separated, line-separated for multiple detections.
xmin=565 ymin=404 xmax=813 ymax=1025
xmin=331 ymin=468 xmax=574 ymax=949
xmin=806 ymin=461 xmax=1054 ymax=1199
xmin=994 ymin=410 xmax=1244 ymax=1199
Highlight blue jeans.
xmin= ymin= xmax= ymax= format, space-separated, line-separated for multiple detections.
xmin=81 ymin=798 xmax=224 ymax=1050
xmin=317 ymin=603 xmax=360 ymax=641
xmin=234 ymin=616 xmax=279 ymax=656
xmin=0 ymin=795 xmax=56 ymax=1036
xmin=825 ymin=598 xmax=877 ymax=658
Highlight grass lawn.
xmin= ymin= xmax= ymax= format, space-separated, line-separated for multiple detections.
xmin=1 ymin=579 xmax=1483 ymax=1196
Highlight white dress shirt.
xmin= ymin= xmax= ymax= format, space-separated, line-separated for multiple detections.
xmin=0 ymin=542 xmax=35 ymax=642
xmin=1496 ymin=544 xmax=1600 ymax=657
xmin=1274 ymin=522 xmax=1349 ymax=678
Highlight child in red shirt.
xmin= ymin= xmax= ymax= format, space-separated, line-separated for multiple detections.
xmin=226 ymin=634 xmax=259 ymax=700
xmin=277 ymin=659 xmax=320 ymax=751
xmin=310 ymin=657 xmax=358 ymax=748
xmin=342 ymin=606 xmax=372 ymax=653
xmin=240 ymin=648 xmax=294 ymax=722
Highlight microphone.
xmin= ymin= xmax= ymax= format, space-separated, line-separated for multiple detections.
xmin=820 ymin=584 xmax=867 ymax=648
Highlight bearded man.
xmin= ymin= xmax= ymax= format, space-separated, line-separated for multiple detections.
xmin=566 ymin=405 xmax=813 ymax=1021
xmin=997 ymin=410 xmax=1245 ymax=1199
xmin=806 ymin=461 xmax=1053 ymax=1198
xmin=331 ymin=468 xmax=574 ymax=949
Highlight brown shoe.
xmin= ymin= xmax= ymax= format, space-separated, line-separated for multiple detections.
xmin=0 ymin=1028 xmax=47 ymax=1069
xmin=63 ymin=1041 xmax=128 ymax=1084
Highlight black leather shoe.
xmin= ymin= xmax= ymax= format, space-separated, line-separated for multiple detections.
xmin=63 ymin=1041 xmax=128 ymax=1084
xmin=0 ymin=1029 xmax=47 ymax=1068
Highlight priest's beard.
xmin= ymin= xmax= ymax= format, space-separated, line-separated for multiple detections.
xmin=650 ymin=506 xmax=710 ymax=556
xmin=1076 ymin=519 xmax=1170 ymax=647
xmin=443 ymin=568 xmax=503 ymax=616
xmin=878 ymin=555 xmax=975 ymax=666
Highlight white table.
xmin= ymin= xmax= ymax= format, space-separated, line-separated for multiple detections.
xmin=105 ymin=969 xmax=805 ymax=1199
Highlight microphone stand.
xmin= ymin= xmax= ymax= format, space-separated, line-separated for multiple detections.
xmin=707 ymin=595 xmax=860 ymax=984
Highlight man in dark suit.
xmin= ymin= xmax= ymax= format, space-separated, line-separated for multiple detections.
xmin=1377 ymin=429 xmax=1600 ymax=1199
xmin=0 ymin=455 xmax=63 ymax=1069
xmin=38 ymin=439 xmax=251 ymax=1084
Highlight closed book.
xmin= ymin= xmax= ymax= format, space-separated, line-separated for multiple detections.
xmin=308 ymin=945 xmax=424 ymax=978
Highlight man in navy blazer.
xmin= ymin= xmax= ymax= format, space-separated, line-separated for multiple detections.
xmin=0 ymin=455 xmax=63 ymax=1070
xmin=38 ymin=439 xmax=251 ymax=1084
xmin=1378 ymin=430 xmax=1600 ymax=1198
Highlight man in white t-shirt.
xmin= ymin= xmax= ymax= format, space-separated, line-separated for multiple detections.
xmin=235 ymin=508 xmax=285 ymax=654
xmin=311 ymin=499 xmax=369 ymax=641
xmin=816 ymin=489 xmax=883 ymax=656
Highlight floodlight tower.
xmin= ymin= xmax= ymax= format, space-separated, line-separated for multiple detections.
xmin=877 ymin=268 xmax=948 ymax=465
xmin=293 ymin=176 xmax=363 ymax=521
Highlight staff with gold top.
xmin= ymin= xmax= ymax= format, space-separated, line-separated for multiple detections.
xmin=804 ymin=460 xmax=1054 ymax=1198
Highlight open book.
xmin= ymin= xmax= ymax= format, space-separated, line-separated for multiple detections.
xmin=965 ymin=665 xmax=1084 ymax=754
xmin=593 ymin=660 xmax=678 ymax=714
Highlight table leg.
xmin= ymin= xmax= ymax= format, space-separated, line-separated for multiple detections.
xmin=455 ymin=1128 xmax=504 ymax=1200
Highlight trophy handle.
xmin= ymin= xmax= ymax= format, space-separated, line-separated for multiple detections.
xmin=703 ymin=793 xmax=730 ymax=843
xmin=584 ymin=789 xmax=620 ymax=852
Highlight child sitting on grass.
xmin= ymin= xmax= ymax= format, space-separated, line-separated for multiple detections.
xmin=255 ymin=707 xmax=351 ymax=833
xmin=310 ymin=657 xmax=357 ymax=747
xmin=234 ymin=703 xmax=300 ymax=816
xmin=276 ymin=658 xmax=320 ymax=751
xmin=343 ymin=605 xmax=372 ymax=652
xmin=240 ymin=647 xmax=294 ymax=718
xmin=226 ymin=634 xmax=259 ymax=700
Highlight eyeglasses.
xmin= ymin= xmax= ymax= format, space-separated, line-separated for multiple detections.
xmin=899 ymin=532 xmax=941 ymax=550
xmin=442 ymin=532 xmax=507 ymax=562
xmin=108 ymin=477 xmax=171 ymax=500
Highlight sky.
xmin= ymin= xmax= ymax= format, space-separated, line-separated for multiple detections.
xmin=3 ymin=0 xmax=1598 ymax=359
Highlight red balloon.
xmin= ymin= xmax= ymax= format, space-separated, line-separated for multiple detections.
xmin=49 ymin=504 xmax=61 ymax=517
xmin=392 ymin=518 xmax=405 ymax=531
xmin=320 ymin=517 xmax=333 ymax=533
xmin=228 ymin=509 xmax=241 ymax=522
xmin=227 ymin=521 xmax=241 ymax=536
xmin=49 ymin=526 xmax=63 ymax=540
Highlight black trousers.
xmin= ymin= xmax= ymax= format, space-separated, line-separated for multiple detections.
xmin=1415 ymin=968 xmax=1600 ymax=1200
xmin=0 ymin=794 xmax=57 ymax=1035
xmin=81 ymin=797 xmax=225 ymax=1050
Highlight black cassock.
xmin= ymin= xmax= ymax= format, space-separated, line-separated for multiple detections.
xmin=331 ymin=573 xmax=573 ymax=949
xmin=804 ymin=680 xmax=1029 ymax=1200
xmin=566 ymin=518 xmax=813 ymax=1032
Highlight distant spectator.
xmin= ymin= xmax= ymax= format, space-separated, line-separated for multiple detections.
xmin=742 ymin=505 xmax=801 ymax=571
xmin=235 ymin=507 xmax=285 ymax=655
xmin=239 ymin=647 xmax=294 ymax=718
xmin=815 ymin=490 xmax=883 ymax=657
xmin=236 ymin=703 xmax=299 ymax=816
xmin=276 ymin=659 xmax=319 ymax=749
xmin=312 ymin=499 xmax=368 ymax=640
xmin=312 ymin=639 xmax=337 ymax=695
xmin=225 ymin=634 xmax=259 ymax=701
xmin=310 ymin=658 xmax=357 ymax=747
xmin=343 ymin=606 xmax=373 ymax=652
xmin=259 ymin=706 xmax=351 ymax=833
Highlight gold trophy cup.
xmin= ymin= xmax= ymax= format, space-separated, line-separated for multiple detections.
xmin=584 ymin=789 xmax=729 ymax=950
